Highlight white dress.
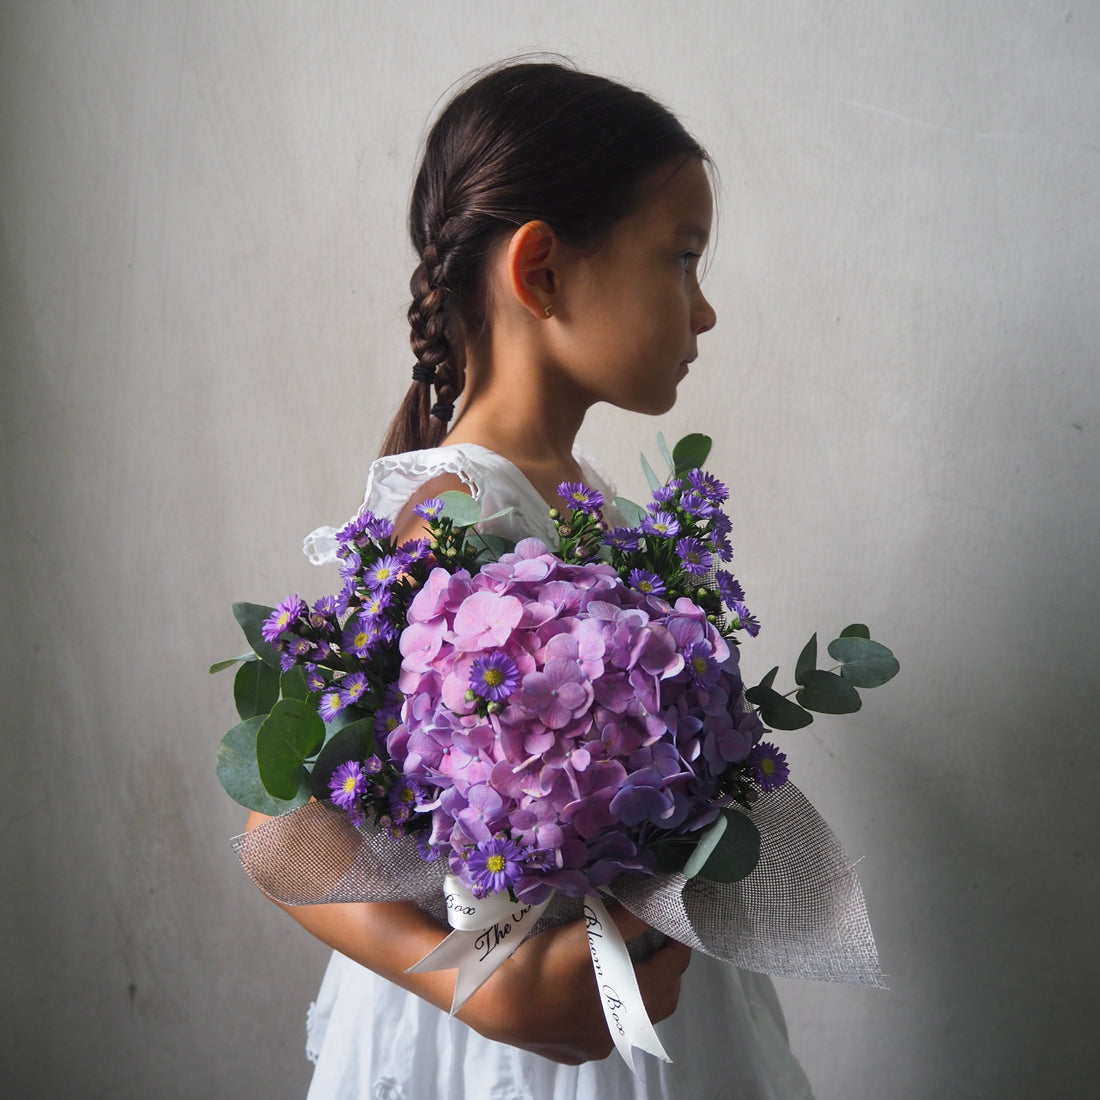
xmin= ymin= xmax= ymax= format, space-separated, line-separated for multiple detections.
xmin=301 ymin=444 xmax=815 ymax=1100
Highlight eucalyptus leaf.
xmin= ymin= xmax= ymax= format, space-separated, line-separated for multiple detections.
xmin=744 ymin=684 xmax=814 ymax=729
xmin=796 ymin=670 xmax=862 ymax=714
xmin=695 ymin=809 xmax=761 ymax=883
xmin=438 ymin=490 xmax=482 ymax=527
xmin=652 ymin=837 xmax=694 ymax=875
xmin=256 ymin=698 xmax=326 ymax=800
xmin=657 ymin=431 xmax=674 ymax=473
xmin=794 ymin=633 xmax=818 ymax=686
xmin=477 ymin=505 xmax=515 ymax=525
xmin=216 ymin=716 xmax=311 ymax=813
xmin=209 ymin=653 xmax=256 ymax=675
xmin=309 ymin=718 xmax=375 ymax=800
xmin=474 ymin=532 xmax=517 ymax=558
xmin=840 ymin=623 xmax=870 ymax=639
xmin=233 ymin=658 xmax=281 ymax=720
xmin=280 ymin=664 xmax=310 ymax=702
xmin=613 ymin=496 xmax=648 ymax=527
xmin=641 ymin=452 xmax=661 ymax=492
xmin=757 ymin=666 xmax=780 ymax=692
xmin=233 ymin=602 xmax=280 ymax=669
xmin=827 ymin=636 xmax=900 ymax=688
xmin=682 ymin=813 xmax=727 ymax=880
xmin=672 ymin=433 xmax=713 ymax=474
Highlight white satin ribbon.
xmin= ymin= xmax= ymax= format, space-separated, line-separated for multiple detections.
xmin=406 ymin=874 xmax=551 ymax=1014
xmin=583 ymin=894 xmax=671 ymax=1069
xmin=406 ymin=875 xmax=669 ymax=1071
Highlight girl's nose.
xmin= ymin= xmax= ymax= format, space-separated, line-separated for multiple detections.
xmin=693 ymin=291 xmax=717 ymax=335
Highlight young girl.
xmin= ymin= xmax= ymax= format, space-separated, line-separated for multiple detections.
xmin=248 ymin=60 xmax=814 ymax=1099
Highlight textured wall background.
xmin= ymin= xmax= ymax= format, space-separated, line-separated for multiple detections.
xmin=2 ymin=2 xmax=1097 ymax=1096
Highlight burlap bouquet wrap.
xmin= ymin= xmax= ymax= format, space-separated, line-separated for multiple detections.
xmin=233 ymin=780 xmax=883 ymax=986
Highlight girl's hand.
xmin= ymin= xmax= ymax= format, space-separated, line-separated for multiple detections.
xmin=460 ymin=901 xmax=691 ymax=1064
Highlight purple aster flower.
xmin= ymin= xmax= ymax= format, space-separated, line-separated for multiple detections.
xmin=469 ymin=651 xmax=520 ymax=702
xmin=362 ymin=753 xmax=384 ymax=775
xmin=336 ymin=512 xmax=374 ymax=549
xmin=688 ymin=468 xmax=729 ymax=504
xmin=343 ymin=615 xmax=382 ymax=658
xmin=716 ymin=570 xmax=745 ymax=607
xmin=607 ymin=526 xmax=641 ymax=551
xmin=415 ymin=831 xmax=444 ymax=862
xmin=338 ymin=671 xmax=370 ymax=709
xmin=679 ymin=490 xmax=715 ymax=517
xmin=685 ymin=641 xmax=721 ymax=690
xmin=338 ymin=549 xmax=362 ymax=581
xmin=650 ymin=483 xmax=680 ymax=505
xmin=388 ymin=778 xmax=426 ymax=824
xmin=746 ymin=741 xmax=789 ymax=792
xmin=364 ymin=555 xmax=403 ymax=591
xmin=359 ymin=589 xmax=393 ymax=620
xmin=676 ymin=537 xmax=714 ymax=576
xmin=363 ymin=515 xmax=395 ymax=541
xmin=413 ymin=497 xmax=444 ymax=521
xmin=262 ymin=595 xmax=306 ymax=644
xmin=627 ymin=569 xmax=666 ymax=596
xmin=732 ymin=600 xmax=761 ymax=637
xmin=642 ymin=511 xmax=680 ymax=539
xmin=329 ymin=759 xmax=367 ymax=820
xmin=466 ymin=835 xmax=527 ymax=897
xmin=304 ymin=665 xmax=327 ymax=693
xmin=709 ymin=512 xmax=734 ymax=561
xmin=399 ymin=538 xmax=432 ymax=564
xmin=558 ymin=481 xmax=605 ymax=514
xmin=318 ymin=686 xmax=347 ymax=723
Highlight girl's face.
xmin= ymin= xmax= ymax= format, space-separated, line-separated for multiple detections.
xmin=552 ymin=156 xmax=717 ymax=416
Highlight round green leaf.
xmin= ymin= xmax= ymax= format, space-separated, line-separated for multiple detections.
xmin=256 ymin=698 xmax=326 ymax=800
xmin=216 ymin=717 xmax=311 ymax=813
xmin=280 ymin=664 xmax=310 ymax=702
xmin=839 ymin=623 xmax=870 ymax=640
xmin=694 ymin=809 xmax=761 ymax=883
xmin=827 ymin=636 xmax=900 ymax=688
xmin=744 ymin=685 xmax=814 ymax=729
xmin=796 ymin=670 xmax=862 ymax=714
xmin=234 ymin=658 xmax=280 ymax=720
xmin=683 ymin=813 xmax=727 ymax=880
xmin=439 ymin=490 xmax=482 ymax=527
xmin=672 ymin=433 xmax=713 ymax=473
xmin=232 ymin=602 xmax=280 ymax=668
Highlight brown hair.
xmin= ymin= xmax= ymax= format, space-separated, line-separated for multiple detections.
xmin=379 ymin=60 xmax=707 ymax=456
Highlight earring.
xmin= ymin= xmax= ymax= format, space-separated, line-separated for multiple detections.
xmin=543 ymin=303 xmax=554 ymax=318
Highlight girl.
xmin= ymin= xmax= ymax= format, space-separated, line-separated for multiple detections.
xmin=247 ymin=60 xmax=814 ymax=1099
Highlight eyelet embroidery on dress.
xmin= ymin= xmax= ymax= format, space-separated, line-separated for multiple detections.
xmin=371 ymin=1077 xmax=405 ymax=1099
xmin=304 ymin=1000 xmax=321 ymax=1065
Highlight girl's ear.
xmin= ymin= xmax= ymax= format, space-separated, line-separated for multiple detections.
xmin=505 ymin=221 xmax=560 ymax=319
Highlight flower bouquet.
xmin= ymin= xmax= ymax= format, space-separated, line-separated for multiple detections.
xmin=216 ymin=433 xmax=898 ymax=1067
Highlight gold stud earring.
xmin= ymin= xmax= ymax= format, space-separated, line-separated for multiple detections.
xmin=543 ymin=303 xmax=554 ymax=318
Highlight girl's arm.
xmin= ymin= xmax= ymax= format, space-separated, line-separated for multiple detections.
xmin=246 ymin=807 xmax=690 ymax=1064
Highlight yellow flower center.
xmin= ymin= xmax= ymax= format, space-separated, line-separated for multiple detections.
xmin=399 ymin=787 xmax=415 ymax=803
xmin=692 ymin=656 xmax=708 ymax=675
xmin=639 ymin=580 xmax=653 ymax=592
xmin=483 ymin=668 xmax=504 ymax=687
xmin=760 ymin=757 xmax=775 ymax=776
xmin=375 ymin=567 xmax=391 ymax=581
xmin=354 ymin=631 xmax=369 ymax=648
xmin=342 ymin=775 xmax=358 ymax=794
xmin=486 ymin=854 xmax=506 ymax=873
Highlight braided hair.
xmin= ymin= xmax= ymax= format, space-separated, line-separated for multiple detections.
xmin=379 ymin=60 xmax=707 ymax=456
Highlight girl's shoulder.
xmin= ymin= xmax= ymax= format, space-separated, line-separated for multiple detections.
xmin=304 ymin=444 xmax=616 ymax=565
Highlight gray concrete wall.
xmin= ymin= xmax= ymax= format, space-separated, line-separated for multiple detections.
xmin=2 ymin=1 xmax=1097 ymax=1096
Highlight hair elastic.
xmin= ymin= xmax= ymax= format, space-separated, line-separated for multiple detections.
xmin=411 ymin=363 xmax=437 ymax=384
xmin=430 ymin=401 xmax=454 ymax=422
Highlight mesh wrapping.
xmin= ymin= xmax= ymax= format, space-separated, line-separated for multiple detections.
xmin=232 ymin=783 xmax=883 ymax=986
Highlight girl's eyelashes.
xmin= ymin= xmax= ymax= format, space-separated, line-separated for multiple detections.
xmin=679 ymin=250 xmax=702 ymax=270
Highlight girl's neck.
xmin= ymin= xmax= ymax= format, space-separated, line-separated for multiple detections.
xmin=442 ymin=345 xmax=591 ymax=485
